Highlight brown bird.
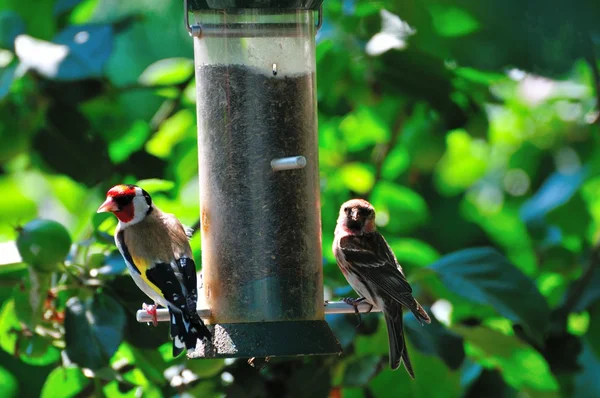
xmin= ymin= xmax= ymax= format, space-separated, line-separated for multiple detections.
xmin=333 ymin=198 xmax=431 ymax=378
xmin=97 ymin=184 xmax=211 ymax=356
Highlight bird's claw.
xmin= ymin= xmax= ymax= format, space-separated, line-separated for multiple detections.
xmin=143 ymin=303 xmax=158 ymax=327
xmin=343 ymin=297 xmax=368 ymax=328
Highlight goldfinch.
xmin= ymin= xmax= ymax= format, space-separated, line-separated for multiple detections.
xmin=333 ymin=199 xmax=430 ymax=378
xmin=97 ymin=184 xmax=211 ymax=356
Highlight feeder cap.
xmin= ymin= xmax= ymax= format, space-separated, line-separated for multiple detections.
xmin=188 ymin=0 xmax=324 ymax=11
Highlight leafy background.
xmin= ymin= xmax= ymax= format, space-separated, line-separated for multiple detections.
xmin=1 ymin=0 xmax=600 ymax=397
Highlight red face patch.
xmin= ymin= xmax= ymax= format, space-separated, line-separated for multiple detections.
xmin=113 ymin=206 xmax=135 ymax=223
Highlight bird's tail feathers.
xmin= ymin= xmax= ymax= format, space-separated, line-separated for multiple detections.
xmin=170 ymin=310 xmax=212 ymax=357
xmin=384 ymin=310 xmax=402 ymax=371
xmin=384 ymin=304 xmax=415 ymax=378
xmin=400 ymin=329 xmax=415 ymax=379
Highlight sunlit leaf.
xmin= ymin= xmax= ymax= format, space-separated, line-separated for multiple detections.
xmin=370 ymin=181 xmax=429 ymax=234
xmin=0 ymin=366 xmax=18 ymax=398
xmin=434 ymin=129 xmax=489 ymax=196
xmin=388 ymin=238 xmax=440 ymax=269
xmin=381 ymin=145 xmax=410 ymax=181
xmin=429 ymin=5 xmax=480 ymax=37
xmin=137 ymin=179 xmax=175 ymax=195
xmin=456 ymin=326 xmax=558 ymax=392
xmin=138 ymin=57 xmax=194 ymax=86
xmin=0 ymin=299 xmax=19 ymax=356
xmin=338 ymin=163 xmax=375 ymax=194
xmin=0 ymin=177 xmax=37 ymax=240
xmin=339 ymin=107 xmax=389 ymax=152
xmin=146 ymin=109 xmax=195 ymax=159
xmin=108 ymin=121 xmax=151 ymax=164
xmin=370 ymin=338 xmax=461 ymax=397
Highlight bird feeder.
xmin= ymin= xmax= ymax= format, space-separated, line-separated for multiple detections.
xmin=179 ymin=0 xmax=340 ymax=358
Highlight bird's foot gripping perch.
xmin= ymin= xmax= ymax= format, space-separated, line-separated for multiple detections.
xmin=343 ymin=297 xmax=373 ymax=328
xmin=142 ymin=303 xmax=159 ymax=327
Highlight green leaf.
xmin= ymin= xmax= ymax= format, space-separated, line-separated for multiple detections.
xmin=341 ymin=355 xmax=381 ymax=387
xmin=338 ymin=163 xmax=375 ymax=194
xmin=342 ymin=355 xmax=382 ymax=387
xmin=434 ymin=129 xmax=489 ymax=196
xmin=370 ymin=182 xmax=429 ymax=234
xmin=587 ymin=303 xmax=600 ymax=358
xmin=456 ymin=326 xmax=558 ymax=392
xmin=0 ymin=299 xmax=18 ymax=356
xmin=41 ymin=367 xmax=91 ymax=398
xmin=186 ymin=358 xmax=226 ymax=378
xmin=2 ymin=0 xmax=55 ymax=40
xmin=109 ymin=276 xmax=170 ymax=350
xmin=65 ymin=293 xmax=126 ymax=370
xmin=0 ymin=63 xmax=16 ymax=101
xmin=574 ymin=339 xmax=600 ymax=398
xmin=546 ymin=192 xmax=590 ymax=238
xmin=429 ymin=5 xmax=480 ymax=37
xmin=370 ymin=339 xmax=461 ymax=397
xmin=137 ymin=178 xmax=175 ymax=194
xmin=0 ymin=260 xmax=26 ymax=275
xmin=388 ymin=238 xmax=440 ymax=269
xmin=381 ymin=145 xmax=410 ymax=181
xmin=146 ymin=109 xmax=195 ymax=159
xmin=404 ymin=309 xmax=465 ymax=370
xmin=0 ymin=366 xmax=18 ymax=398
xmin=0 ymin=177 xmax=37 ymax=241
xmin=138 ymin=57 xmax=194 ymax=86
xmin=108 ymin=121 xmax=151 ymax=164
xmin=285 ymin=360 xmax=331 ymax=398
xmin=430 ymin=247 xmax=549 ymax=344
xmin=0 ymin=11 xmax=24 ymax=50
xmin=339 ymin=107 xmax=390 ymax=152
xmin=462 ymin=201 xmax=537 ymax=276
xmin=354 ymin=316 xmax=390 ymax=356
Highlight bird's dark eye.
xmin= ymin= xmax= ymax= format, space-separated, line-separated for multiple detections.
xmin=344 ymin=207 xmax=349 ymax=212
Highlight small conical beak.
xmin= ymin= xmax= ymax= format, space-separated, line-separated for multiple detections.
xmin=350 ymin=208 xmax=359 ymax=221
xmin=97 ymin=197 xmax=118 ymax=213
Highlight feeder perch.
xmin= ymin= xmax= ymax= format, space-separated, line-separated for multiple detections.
xmin=179 ymin=0 xmax=341 ymax=359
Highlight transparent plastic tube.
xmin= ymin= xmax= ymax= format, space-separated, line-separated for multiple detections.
xmin=193 ymin=9 xmax=322 ymax=325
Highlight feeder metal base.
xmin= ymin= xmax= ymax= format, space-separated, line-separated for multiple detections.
xmin=187 ymin=320 xmax=342 ymax=359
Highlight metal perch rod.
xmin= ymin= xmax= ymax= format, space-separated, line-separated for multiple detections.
xmin=136 ymin=301 xmax=381 ymax=323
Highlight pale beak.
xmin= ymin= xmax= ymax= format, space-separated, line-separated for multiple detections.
xmin=350 ymin=208 xmax=359 ymax=221
xmin=97 ymin=197 xmax=118 ymax=213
